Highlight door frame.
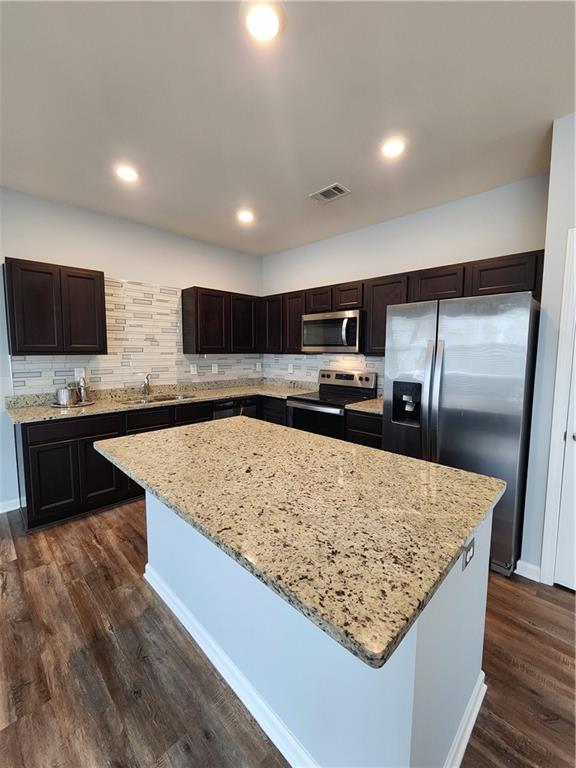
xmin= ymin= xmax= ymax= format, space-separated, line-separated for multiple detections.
xmin=541 ymin=229 xmax=576 ymax=585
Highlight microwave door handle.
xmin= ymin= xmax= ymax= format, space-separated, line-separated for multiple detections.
xmin=430 ymin=339 xmax=444 ymax=463
xmin=341 ymin=318 xmax=348 ymax=346
xmin=421 ymin=340 xmax=435 ymax=461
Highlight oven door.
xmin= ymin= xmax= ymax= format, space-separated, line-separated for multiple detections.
xmin=301 ymin=310 xmax=361 ymax=353
xmin=287 ymin=400 xmax=345 ymax=440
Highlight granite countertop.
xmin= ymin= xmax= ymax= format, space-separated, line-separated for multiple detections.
xmin=345 ymin=398 xmax=383 ymax=415
xmin=95 ymin=417 xmax=505 ymax=668
xmin=5 ymin=384 xmax=313 ymax=425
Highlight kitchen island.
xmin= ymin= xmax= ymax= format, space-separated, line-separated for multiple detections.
xmin=96 ymin=417 xmax=505 ymax=768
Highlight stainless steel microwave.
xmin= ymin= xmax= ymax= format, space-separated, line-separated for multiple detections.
xmin=301 ymin=310 xmax=361 ymax=353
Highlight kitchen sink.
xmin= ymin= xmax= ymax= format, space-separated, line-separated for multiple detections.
xmin=119 ymin=394 xmax=192 ymax=405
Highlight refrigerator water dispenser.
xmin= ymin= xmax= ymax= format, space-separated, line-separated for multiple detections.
xmin=392 ymin=381 xmax=422 ymax=426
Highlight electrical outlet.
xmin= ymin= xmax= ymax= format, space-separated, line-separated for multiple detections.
xmin=463 ymin=538 xmax=475 ymax=570
xmin=190 ymin=363 xmax=198 ymax=375
xmin=211 ymin=363 xmax=218 ymax=373
xmin=74 ymin=367 xmax=86 ymax=380
xmin=256 ymin=361 xmax=262 ymax=372
xmin=288 ymin=363 xmax=294 ymax=374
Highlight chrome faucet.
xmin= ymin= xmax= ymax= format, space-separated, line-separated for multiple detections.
xmin=141 ymin=373 xmax=151 ymax=398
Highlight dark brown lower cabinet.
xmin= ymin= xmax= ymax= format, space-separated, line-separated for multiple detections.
xmin=260 ymin=396 xmax=287 ymax=426
xmin=78 ymin=432 xmax=126 ymax=510
xmin=345 ymin=411 xmax=383 ymax=449
xmin=28 ymin=439 xmax=81 ymax=523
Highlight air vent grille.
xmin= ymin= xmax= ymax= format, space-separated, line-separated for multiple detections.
xmin=309 ymin=183 xmax=351 ymax=203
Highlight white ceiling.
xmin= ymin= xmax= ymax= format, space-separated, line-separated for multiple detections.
xmin=1 ymin=1 xmax=573 ymax=255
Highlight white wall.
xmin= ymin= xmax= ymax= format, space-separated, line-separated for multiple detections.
xmin=0 ymin=188 xmax=262 ymax=292
xmin=0 ymin=187 xmax=263 ymax=509
xmin=522 ymin=113 xmax=576 ymax=573
xmin=262 ymin=177 xmax=548 ymax=293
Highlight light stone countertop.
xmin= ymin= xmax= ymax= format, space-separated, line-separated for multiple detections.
xmin=95 ymin=417 xmax=505 ymax=668
xmin=345 ymin=398 xmax=384 ymax=415
xmin=5 ymin=384 xmax=313 ymax=425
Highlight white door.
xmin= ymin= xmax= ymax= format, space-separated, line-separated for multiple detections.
xmin=555 ymin=330 xmax=576 ymax=590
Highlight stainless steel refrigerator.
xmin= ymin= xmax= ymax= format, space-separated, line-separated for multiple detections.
xmin=382 ymin=291 xmax=538 ymax=575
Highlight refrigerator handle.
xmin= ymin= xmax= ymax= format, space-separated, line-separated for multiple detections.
xmin=431 ymin=339 xmax=444 ymax=463
xmin=421 ymin=340 xmax=436 ymax=460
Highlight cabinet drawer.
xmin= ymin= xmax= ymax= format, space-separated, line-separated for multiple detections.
xmin=26 ymin=414 xmax=124 ymax=444
xmin=346 ymin=411 xmax=382 ymax=435
xmin=125 ymin=407 xmax=172 ymax=434
xmin=346 ymin=429 xmax=382 ymax=449
xmin=174 ymin=402 xmax=213 ymax=425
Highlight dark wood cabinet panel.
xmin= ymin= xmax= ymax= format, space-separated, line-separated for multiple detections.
xmin=260 ymin=396 xmax=287 ymax=426
xmin=364 ymin=274 xmax=408 ymax=356
xmin=464 ymin=251 xmax=540 ymax=298
xmin=28 ymin=440 xmax=80 ymax=523
xmin=333 ymin=281 xmax=364 ymax=310
xmin=78 ymin=432 xmax=124 ymax=508
xmin=4 ymin=258 xmax=63 ymax=354
xmin=261 ymin=295 xmax=283 ymax=353
xmin=305 ymin=286 xmax=332 ymax=314
xmin=125 ymin=407 xmax=172 ymax=434
xmin=345 ymin=411 xmax=382 ymax=449
xmin=408 ymin=265 xmax=465 ymax=302
xmin=174 ymin=402 xmax=213 ymax=425
xmin=182 ymin=287 xmax=231 ymax=354
xmin=283 ymin=291 xmax=305 ymax=353
xmin=61 ymin=267 xmax=107 ymax=353
xmin=231 ymin=293 xmax=259 ymax=353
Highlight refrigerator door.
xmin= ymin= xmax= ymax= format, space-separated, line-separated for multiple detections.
xmin=434 ymin=292 xmax=537 ymax=573
xmin=382 ymin=301 xmax=438 ymax=459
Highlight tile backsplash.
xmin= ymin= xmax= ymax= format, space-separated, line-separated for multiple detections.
xmin=9 ymin=276 xmax=385 ymax=396
xmin=9 ymin=277 xmax=261 ymax=395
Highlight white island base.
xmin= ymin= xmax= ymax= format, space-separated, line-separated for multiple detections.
xmin=144 ymin=493 xmax=493 ymax=768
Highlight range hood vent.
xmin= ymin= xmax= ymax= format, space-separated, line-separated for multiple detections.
xmin=308 ymin=183 xmax=351 ymax=203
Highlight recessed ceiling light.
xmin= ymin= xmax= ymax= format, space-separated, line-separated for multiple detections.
xmin=114 ymin=164 xmax=139 ymax=183
xmin=381 ymin=138 xmax=406 ymax=159
xmin=237 ymin=209 xmax=255 ymax=224
xmin=245 ymin=4 xmax=281 ymax=43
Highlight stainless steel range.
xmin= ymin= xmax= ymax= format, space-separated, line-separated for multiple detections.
xmin=287 ymin=369 xmax=377 ymax=440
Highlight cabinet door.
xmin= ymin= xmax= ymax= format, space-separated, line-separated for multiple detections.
xmin=261 ymin=296 xmax=283 ymax=353
xmin=408 ymin=265 xmax=464 ymax=302
xmin=365 ymin=274 xmax=408 ymax=356
xmin=61 ymin=267 xmax=107 ymax=354
xmin=197 ymin=288 xmax=231 ymax=353
xmin=283 ymin=291 xmax=305 ymax=353
xmin=231 ymin=294 xmax=259 ymax=353
xmin=333 ymin=281 xmax=364 ymax=310
xmin=464 ymin=251 xmax=539 ymax=297
xmin=305 ymin=286 xmax=332 ymax=314
xmin=78 ymin=432 xmax=125 ymax=509
xmin=4 ymin=258 xmax=63 ymax=354
xmin=125 ymin=407 xmax=172 ymax=434
xmin=28 ymin=439 xmax=80 ymax=524
xmin=261 ymin=396 xmax=287 ymax=425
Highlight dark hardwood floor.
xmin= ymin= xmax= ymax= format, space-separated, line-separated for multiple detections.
xmin=0 ymin=500 xmax=574 ymax=768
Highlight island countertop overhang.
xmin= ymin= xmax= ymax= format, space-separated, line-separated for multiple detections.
xmin=95 ymin=417 xmax=505 ymax=667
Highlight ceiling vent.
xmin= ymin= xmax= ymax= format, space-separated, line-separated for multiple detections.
xmin=308 ymin=183 xmax=351 ymax=203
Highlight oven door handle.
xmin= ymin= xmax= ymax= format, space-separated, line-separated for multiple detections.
xmin=287 ymin=400 xmax=345 ymax=417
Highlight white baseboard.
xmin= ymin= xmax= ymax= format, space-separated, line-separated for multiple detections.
xmin=144 ymin=565 xmax=319 ymax=768
xmin=443 ymin=671 xmax=486 ymax=768
xmin=0 ymin=498 xmax=19 ymax=515
xmin=514 ymin=559 xmax=541 ymax=582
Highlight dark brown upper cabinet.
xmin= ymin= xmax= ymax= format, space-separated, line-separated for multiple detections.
xmin=182 ymin=287 xmax=231 ymax=354
xmin=3 ymin=258 xmax=107 ymax=355
xmin=60 ymin=266 xmax=107 ymax=354
xmin=408 ymin=265 xmax=465 ymax=303
xmin=464 ymin=251 xmax=540 ymax=298
xmin=283 ymin=291 xmax=305 ymax=353
xmin=261 ymin=295 xmax=283 ymax=354
xmin=231 ymin=293 xmax=260 ymax=353
xmin=305 ymin=286 xmax=332 ymax=314
xmin=365 ymin=274 xmax=408 ymax=356
xmin=333 ymin=281 xmax=364 ymax=310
